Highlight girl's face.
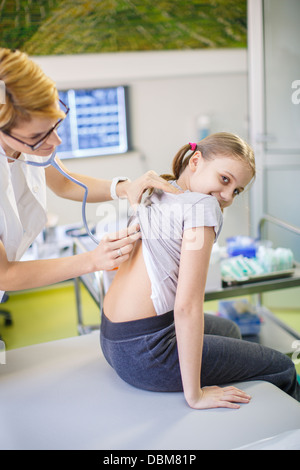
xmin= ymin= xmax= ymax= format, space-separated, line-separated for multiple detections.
xmin=181 ymin=152 xmax=253 ymax=209
xmin=0 ymin=114 xmax=62 ymax=158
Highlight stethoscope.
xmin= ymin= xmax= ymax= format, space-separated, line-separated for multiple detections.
xmin=3 ymin=149 xmax=100 ymax=245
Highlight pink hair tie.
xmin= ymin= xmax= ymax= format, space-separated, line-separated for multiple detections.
xmin=189 ymin=142 xmax=197 ymax=151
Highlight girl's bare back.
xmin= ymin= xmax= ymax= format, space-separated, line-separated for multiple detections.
xmin=103 ymin=240 xmax=157 ymax=322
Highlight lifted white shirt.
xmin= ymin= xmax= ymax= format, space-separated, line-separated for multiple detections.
xmin=130 ymin=181 xmax=223 ymax=315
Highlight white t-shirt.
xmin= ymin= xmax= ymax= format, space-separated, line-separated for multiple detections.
xmin=130 ymin=181 xmax=223 ymax=315
xmin=0 ymin=146 xmax=48 ymax=301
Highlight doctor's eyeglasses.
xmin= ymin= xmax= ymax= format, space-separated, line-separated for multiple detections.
xmin=0 ymin=99 xmax=69 ymax=151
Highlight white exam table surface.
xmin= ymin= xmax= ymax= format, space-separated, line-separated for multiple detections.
xmin=0 ymin=332 xmax=300 ymax=450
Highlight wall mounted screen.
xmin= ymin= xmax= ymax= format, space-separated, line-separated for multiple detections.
xmin=57 ymin=86 xmax=129 ymax=159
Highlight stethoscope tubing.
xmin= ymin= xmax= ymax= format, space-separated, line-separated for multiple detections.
xmin=50 ymin=153 xmax=99 ymax=245
xmin=2 ymin=149 xmax=100 ymax=245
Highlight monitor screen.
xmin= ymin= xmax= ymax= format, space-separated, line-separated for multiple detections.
xmin=57 ymin=86 xmax=129 ymax=159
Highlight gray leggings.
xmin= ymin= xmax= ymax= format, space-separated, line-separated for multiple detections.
xmin=100 ymin=310 xmax=300 ymax=401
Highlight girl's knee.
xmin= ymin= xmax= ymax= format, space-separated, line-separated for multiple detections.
xmin=226 ymin=319 xmax=242 ymax=339
xmin=204 ymin=314 xmax=242 ymax=339
xmin=218 ymin=317 xmax=242 ymax=339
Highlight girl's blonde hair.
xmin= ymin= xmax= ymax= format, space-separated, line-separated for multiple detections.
xmin=0 ymin=48 xmax=65 ymax=131
xmin=161 ymin=132 xmax=256 ymax=182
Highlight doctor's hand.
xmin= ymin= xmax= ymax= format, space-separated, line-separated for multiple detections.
xmin=91 ymin=224 xmax=141 ymax=271
xmin=186 ymin=386 xmax=251 ymax=410
xmin=117 ymin=171 xmax=183 ymax=206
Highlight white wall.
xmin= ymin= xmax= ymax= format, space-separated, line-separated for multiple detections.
xmin=33 ymin=49 xmax=250 ymax=244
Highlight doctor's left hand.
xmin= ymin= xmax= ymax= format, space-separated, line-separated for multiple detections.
xmin=117 ymin=171 xmax=183 ymax=206
xmin=90 ymin=224 xmax=141 ymax=271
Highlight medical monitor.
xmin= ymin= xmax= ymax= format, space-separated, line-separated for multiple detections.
xmin=57 ymin=86 xmax=129 ymax=159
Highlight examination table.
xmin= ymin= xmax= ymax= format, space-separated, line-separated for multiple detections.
xmin=0 ymin=332 xmax=300 ymax=450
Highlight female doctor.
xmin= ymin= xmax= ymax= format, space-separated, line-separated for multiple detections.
xmin=0 ymin=47 xmax=179 ymax=302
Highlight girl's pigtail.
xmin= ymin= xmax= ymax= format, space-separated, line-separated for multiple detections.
xmin=172 ymin=143 xmax=196 ymax=179
xmin=160 ymin=143 xmax=197 ymax=182
xmin=159 ymin=173 xmax=175 ymax=181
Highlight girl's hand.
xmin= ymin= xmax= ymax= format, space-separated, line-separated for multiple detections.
xmin=187 ymin=386 xmax=251 ymax=410
xmin=117 ymin=171 xmax=183 ymax=206
xmin=91 ymin=224 xmax=141 ymax=271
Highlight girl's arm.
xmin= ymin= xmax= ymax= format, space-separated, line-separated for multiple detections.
xmin=0 ymin=225 xmax=140 ymax=293
xmin=174 ymin=226 xmax=251 ymax=410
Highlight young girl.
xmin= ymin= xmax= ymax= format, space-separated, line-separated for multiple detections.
xmin=0 ymin=47 xmax=179 ymax=302
xmin=101 ymin=132 xmax=300 ymax=410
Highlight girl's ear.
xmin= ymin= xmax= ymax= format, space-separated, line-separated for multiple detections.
xmin=189 ymin=151 xmax=202 ymax=172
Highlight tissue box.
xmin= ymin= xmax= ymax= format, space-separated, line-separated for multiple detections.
xmin=218 ymin=299 xmax=261 ymax=336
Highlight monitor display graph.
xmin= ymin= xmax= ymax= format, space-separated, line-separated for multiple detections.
xmin=57 ymin=86 xmax=129 ymax=159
